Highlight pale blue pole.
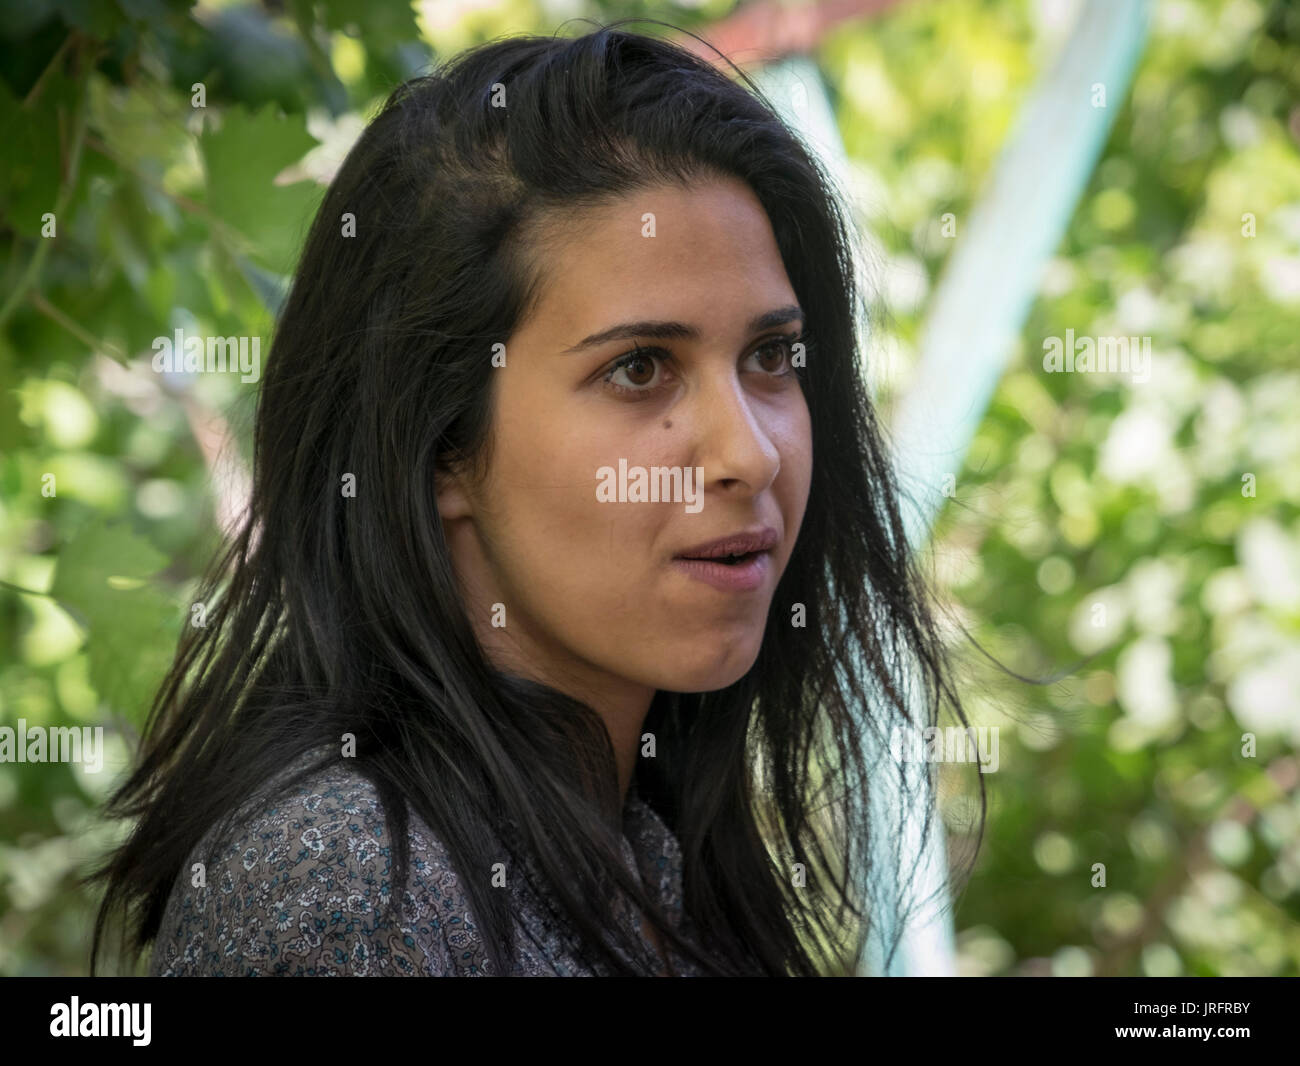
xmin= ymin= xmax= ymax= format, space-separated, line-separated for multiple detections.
xmin=750 ymin=0 xmax=1149 ymax=975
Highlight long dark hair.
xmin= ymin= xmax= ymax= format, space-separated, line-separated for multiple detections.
xmin=87 ymin=19 xmax=986 ymax=977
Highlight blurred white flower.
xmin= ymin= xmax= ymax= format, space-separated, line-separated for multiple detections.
xmin=1098 ymin=404 xmax=1197 ymax=512
xmin=1226 ymin=647 xmax=1300 ymax=744
xmin=1201 ymin=567 xmax=1252 ymax=617
xmin=1244 ymin=373 xmax=1300 ymax=468
xmin=1260 ymin=255 xmax=1300 ymax=304
xmin=1154 ymin=0 xmax=1206 ymax=37
xmin=1274 ymin=204 xmax=1300 ymax=245
xmin=1237 ymin=518 xmax=1300 ymax=610
xmin=1210 ymin=613 xmax=1291 ymax=682
xmin=1116 ymin=635 xmax=1180 ymax=730
xmin=1193 ymin=378 xmax=1245 ymax=477
xmin=1115 ymin=285 xmax=1163 ymax=333
xmin=1167 ymin=235 xmax=1236 ymax=301
xmin=1069 ymin=585 xmax=1128 ymax=654
xmin=1219 ymin=104 xmax=1263 ymax=149
xmin=1100 ymin=407 xmax=1173 ymax=482
xmin=1127 ymin=558 xmax=1183 ymax=636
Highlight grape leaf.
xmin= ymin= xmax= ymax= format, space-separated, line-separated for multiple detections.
xmin=49 ymin=517 xmax=179 ymax=720
xmin=200 ymin=103 xmax=320 ymax=275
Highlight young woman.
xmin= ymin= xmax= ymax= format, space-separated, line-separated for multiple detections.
xmin=87 ymin=21 xmax=983 ymax=977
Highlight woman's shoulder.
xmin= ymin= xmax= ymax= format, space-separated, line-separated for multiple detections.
xmin=148 ymin=747 xmax=483 ymax=976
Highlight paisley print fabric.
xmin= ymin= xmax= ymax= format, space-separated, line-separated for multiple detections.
xmin=149 ymin=749 xmax=712 ymax=976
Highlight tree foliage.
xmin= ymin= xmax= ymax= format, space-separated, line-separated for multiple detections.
xmin=0 ymin=0 xmax=1296 ymax=976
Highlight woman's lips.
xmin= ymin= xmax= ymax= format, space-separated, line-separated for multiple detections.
xmin=671 ymin=550 xmax=772 ymax=591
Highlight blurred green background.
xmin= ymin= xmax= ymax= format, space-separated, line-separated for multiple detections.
xmin=1 ymin=0 xmax=1297 ymax=976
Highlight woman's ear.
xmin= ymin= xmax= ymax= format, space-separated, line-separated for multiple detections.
xmin=435 ymin=460 xmax=474 ymax=522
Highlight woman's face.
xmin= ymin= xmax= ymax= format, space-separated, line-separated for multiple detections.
xmin=437 ymin=175 xmax=812 ymax=717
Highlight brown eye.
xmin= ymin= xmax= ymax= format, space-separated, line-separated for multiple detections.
xmin=622 ymin=352 xmax=657 ymax=386
xmin=749 ymin=336 xmax=798 ymax=375
xmin=604 ymin=347 xmax=667 ymax=394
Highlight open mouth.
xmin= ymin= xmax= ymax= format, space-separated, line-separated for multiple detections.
xmin=678 ymin=549 xmax=760 ymax=566
xmin=672 ymin=545 xmax=772 ymax=591
xmin=671 ymin=528 xmax=779 ymax=590
xmin=713 ymin=552 xmax=754 ymax=566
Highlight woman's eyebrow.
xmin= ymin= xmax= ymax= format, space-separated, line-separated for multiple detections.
xmin=560 ymin=305 xmax=804 ymax=354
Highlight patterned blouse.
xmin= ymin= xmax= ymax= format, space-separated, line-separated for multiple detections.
xmin=149 ymin=748 xmax=713 ymax=976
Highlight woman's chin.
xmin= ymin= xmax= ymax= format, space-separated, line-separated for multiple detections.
xmin=654 ymin=641 xmax=763 ymax=694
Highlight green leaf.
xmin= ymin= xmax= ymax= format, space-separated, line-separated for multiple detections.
xmin=51 ymin=0 xmax=128 ymax=38
xmin=49 ymin=517 xmax=178 ymax=719
xmin=81 ymin=586 xmax=179 ymax=722
xmin=200 ymin=103 xmax=320 ymax=275
xmin=0 ymin=336 xmax=22 ymax=452
xmin=0 ymin=73 xmax=77 ymax=238
xmin=50 ymin=516 xmax=168 ymax=604
xmin=312 ymin=0 xmax=421 ymax=60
